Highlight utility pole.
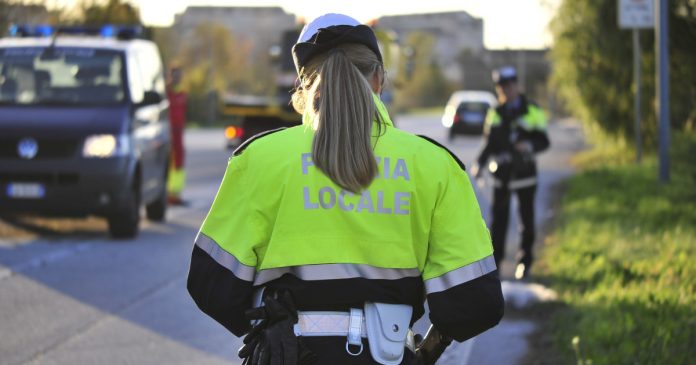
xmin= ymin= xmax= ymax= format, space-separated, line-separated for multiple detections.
xmin=656 ymin=0 xmax=670 ymax=183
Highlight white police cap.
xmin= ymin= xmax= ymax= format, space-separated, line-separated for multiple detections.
xmin=297 ymin=13 xmax=361 ymax=43
xmin=492 ymin=66 xmax=518 ymax=85
xmin=292 ymin=13 xmax=382 ymax=74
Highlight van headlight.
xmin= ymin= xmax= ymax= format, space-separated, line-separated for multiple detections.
xmin=83 ymin=134 xmax=129 ymax=158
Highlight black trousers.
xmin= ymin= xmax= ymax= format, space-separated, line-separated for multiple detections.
xmin=491 ymin=185 xmax=536 ymax=268
xmin=303 ymin=337 xmax=418 ymax=364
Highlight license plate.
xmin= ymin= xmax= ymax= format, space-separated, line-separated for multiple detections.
xmin=462 ymin=112 xmax=484 ymax=123
xmin=6 ymin=183 xmax=45 ymax=199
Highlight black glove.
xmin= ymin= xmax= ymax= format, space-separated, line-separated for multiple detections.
xmin=414 ymin=326 xmax=452 ymax=365
xmin=238 ymin=291 xmax=316 ymax=365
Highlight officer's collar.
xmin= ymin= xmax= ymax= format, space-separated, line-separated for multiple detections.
xmin=507 ymin=96 xmax=522 ymax=109
xmin=497 ymin=94 xmax=529 ymax=116
xmin=302 ymin=93 xmax=394 ymax=129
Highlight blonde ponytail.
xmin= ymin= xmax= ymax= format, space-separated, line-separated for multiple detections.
xmin=292 ymin=43 xmax=384 ymax=193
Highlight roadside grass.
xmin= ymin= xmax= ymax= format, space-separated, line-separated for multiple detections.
xmin=534 ymin=133 xmax=696 ymax=364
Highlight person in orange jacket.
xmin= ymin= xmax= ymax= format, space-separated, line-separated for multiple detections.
xmin=166 ymin=65 xmax=187 ymax=205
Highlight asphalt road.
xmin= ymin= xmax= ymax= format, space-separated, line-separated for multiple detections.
xmin=0 ymin=114 xmax=584 ymax=365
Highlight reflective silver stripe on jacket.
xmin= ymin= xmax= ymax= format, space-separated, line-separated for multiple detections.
xmin=424 ymin=255 xmax=496 ymax=294
xmin=508 ymin=176 xmax=537 ymax=189
xmin=254 ymin=263 xmax=421 ymax=286
xmin=194 ymin=232 xmax=256 ymax=282
xmin=493 ymin=176 xmax=537 ymax=190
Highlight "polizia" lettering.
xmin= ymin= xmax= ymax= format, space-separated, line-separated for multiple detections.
xmin=300 ymin=153 xmax=411 ymax=215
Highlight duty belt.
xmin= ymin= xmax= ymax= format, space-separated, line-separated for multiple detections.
xmin=293 ymin=309 xmax=416 ymax=358
xmin=294 ymin=309 xmax=368 ymax=356
xmin=295 ymin=310 xmax=368 ymax=338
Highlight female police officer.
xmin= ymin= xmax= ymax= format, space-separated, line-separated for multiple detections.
xmin=187 ymin=14 xmax=503 ymax=365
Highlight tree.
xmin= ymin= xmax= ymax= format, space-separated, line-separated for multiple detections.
xmin=174 ymin=23 xmax=270 ymax=122
xmin=79 ymin=0 xmax=141 ymax=26
xmin=393 ymin=31 xmax=454 ymax=111
xmin=1 ymin=1 xmax=55 ymax=34
xmin=150 ymin=26 xmax=177 ymax=67
xmin=0 ymin=0 xmax=8 ymax=35
xmin=177 ymin=23 xmax=259 ymax=96
xmin=550 ymin=0 xmax=696 ymax=144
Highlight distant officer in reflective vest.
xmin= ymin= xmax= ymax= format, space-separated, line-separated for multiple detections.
xmin=166 ymin=65 xmax=187 ymax=205
xmin=187 ymin=13 xmax=503 ymax=365
xmin=473 ymin=66 xmax=550 ymax=280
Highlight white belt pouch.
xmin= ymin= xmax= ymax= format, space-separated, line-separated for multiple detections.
xmin=364 ymin=302 xmax=413 ymax=365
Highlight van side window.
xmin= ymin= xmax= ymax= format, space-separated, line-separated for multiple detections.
xmin=127 ymin=52 xmax=144 ymax=104
xmin=136 ymin=46 xmax=165 ymax=97
xmin=149 ymin=46 xmax=166 ymax=96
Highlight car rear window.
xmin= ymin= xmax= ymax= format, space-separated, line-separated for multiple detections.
xmin=457 ymin=102 xmax=489 ymax=113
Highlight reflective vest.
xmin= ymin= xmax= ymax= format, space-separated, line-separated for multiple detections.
xmin=484 ymin=102 xmax=547 ymax=131
xmin=480 ymin=97 xmax=549 ymax=189
xmin=195 ymin=94 xmax=494 ymax=297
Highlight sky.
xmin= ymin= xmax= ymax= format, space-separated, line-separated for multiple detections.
xmin=50 ymin=0 xmax=559 ymax=49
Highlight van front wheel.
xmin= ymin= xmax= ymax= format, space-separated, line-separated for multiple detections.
xmin=108 ymin=189 xmax=140 ymax=239
xmin=146 ymin=165 xmax=168 ymax=222
xmin=145 ymin=187 xmax=167 ymax=222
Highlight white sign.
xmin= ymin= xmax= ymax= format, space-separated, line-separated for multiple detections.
xmin=619 ymin=0 xmax=655 ymax=29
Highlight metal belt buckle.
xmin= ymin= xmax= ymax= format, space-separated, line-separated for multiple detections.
xmin=346 ymin=308 xmax=364 ymax=356
xmin=405 ymin=329 xmax=416 ymax=353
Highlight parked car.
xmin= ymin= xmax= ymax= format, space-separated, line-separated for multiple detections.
xmin=441 ymin=90 xmax=497 ymax=138
xmin=0 ymin=25 xmax=171 ymax=238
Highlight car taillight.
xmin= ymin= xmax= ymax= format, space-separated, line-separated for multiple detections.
xmin=453 ymin=114 xmax=460 ymax=124
xmin=225 ymin=126 xmax=244 ymax=139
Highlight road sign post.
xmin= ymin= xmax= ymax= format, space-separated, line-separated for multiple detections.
xmin=633 ymin=28 xmax=642 ymax=163
xmin=618 ymin=0 xmax=654 ymax=165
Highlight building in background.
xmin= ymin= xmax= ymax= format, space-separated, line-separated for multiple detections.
xmin=375 ymin=11 xmax=552 ymax=110
xmin=172 ymin=6 xmax=297 ymax=62
xmin=376 ymin=11 xmax=484 ymax=83
xmin=460 ymin=49 xmax=551 ymax=101
xmin=167 ymin=7 xmax=555 ymax=115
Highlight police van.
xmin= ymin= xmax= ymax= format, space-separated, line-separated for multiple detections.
xmin=0 ymin=25 xmax=171 ymax=238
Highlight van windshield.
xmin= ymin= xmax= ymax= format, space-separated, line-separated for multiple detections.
xmin=0 ymin=47 xmax=125 ymax=105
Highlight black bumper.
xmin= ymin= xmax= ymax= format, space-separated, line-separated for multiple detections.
xmin=0 ymin=157 xmax=134 ymax=217
xmin=450 ymin=121 xmax=484 ymax=135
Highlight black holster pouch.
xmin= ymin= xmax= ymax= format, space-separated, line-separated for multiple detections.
xmin=238 ymin=290 xmax=317 ymax=365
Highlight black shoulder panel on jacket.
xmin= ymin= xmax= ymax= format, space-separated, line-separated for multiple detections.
xmin=416 ymin=135 xmax=466 ymax=171
xmin=232 ymin=127 xmax=286 ymax=156
xmin=427 ymin=271 xmax=504 ymax=342
xmin=187 ymin=245 xmax=254 ymax=336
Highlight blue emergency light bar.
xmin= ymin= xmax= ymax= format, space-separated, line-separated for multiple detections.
xmin=8 ymin=24 xmax=143 ymax=39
